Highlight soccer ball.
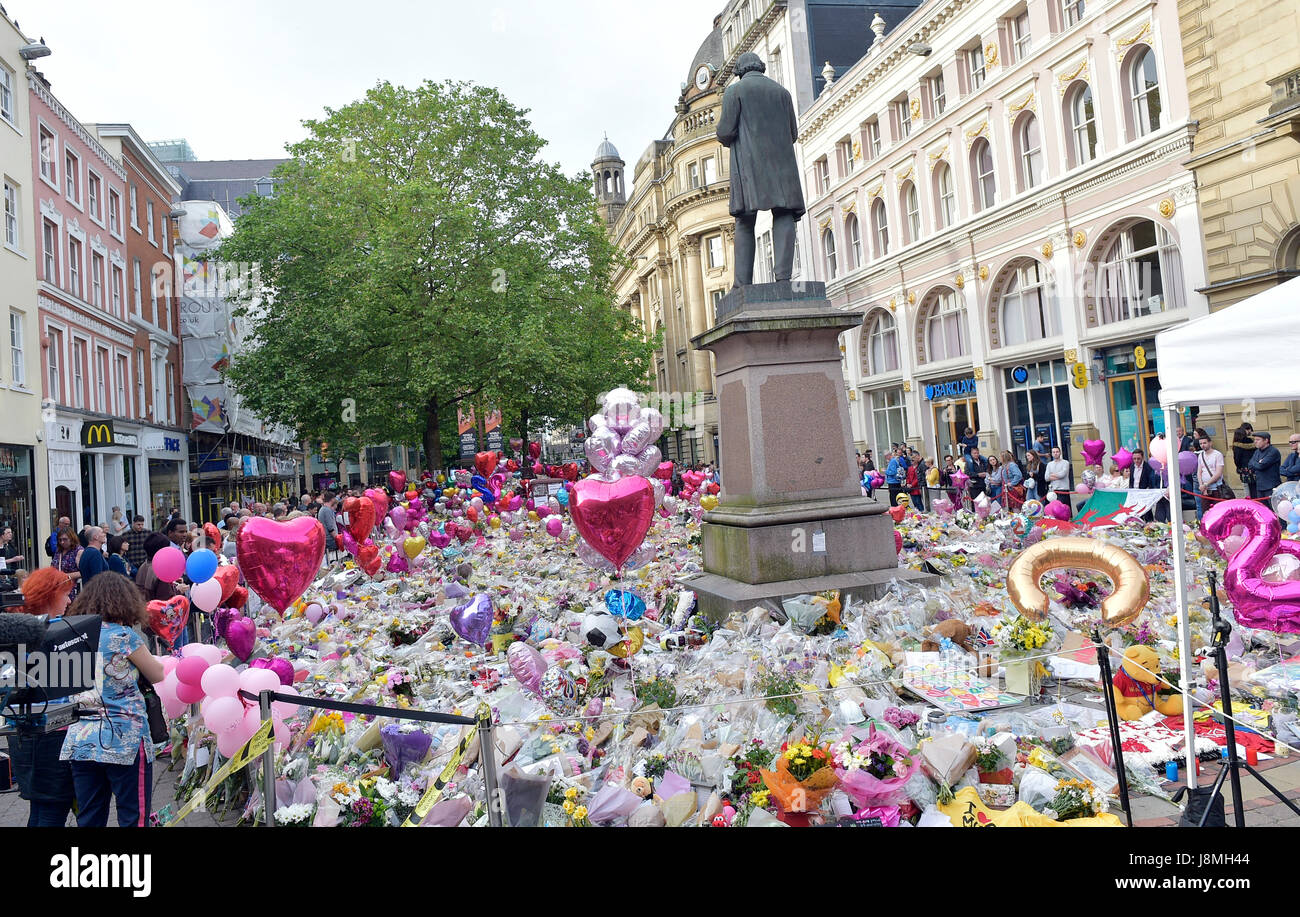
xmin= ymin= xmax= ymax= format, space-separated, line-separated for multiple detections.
xmin=582 ymin=611 xmax=624 ymax=650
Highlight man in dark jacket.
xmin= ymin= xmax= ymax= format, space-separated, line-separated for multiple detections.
xmin=716 ymin=51 xmax=805 ymax=286
xmin=1129 ymin=448 xmax=1169 ymax=522
xmin=1281 ymin=433 xmax=1300 ymax=483
xmin=1247 ymin=431 xmax=1282 ymax=498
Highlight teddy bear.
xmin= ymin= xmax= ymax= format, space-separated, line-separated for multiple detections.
xmin=1111 ymin=645 xmax=1183 ymax=720
xmin=921 ymin=618 xmax=975 ymax=653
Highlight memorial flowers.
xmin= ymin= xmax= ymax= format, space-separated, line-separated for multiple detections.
xmin=831 ymin=724 xmax=918 ymax=809
xmin=1042 ymin=778 xmax=1109 ymax=821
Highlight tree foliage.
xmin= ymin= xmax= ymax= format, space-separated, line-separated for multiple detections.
xmin=218 ymin=80 xmax=652 ymax=469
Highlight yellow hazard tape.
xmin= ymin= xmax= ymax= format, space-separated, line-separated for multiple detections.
xmin=168 ymin=719 xmax=276 ymax=826
xmin=401 ymin=723 xmax=478 ymax=827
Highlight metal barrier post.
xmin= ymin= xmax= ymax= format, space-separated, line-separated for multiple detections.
xmin=477 ymin=703 xmax=502 ymax=827
xmin=259 ymin=689 xmax=277 ymax=827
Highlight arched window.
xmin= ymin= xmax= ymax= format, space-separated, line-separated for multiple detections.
xmin=845 ymin=213 xmax=862 ymax=269
xmin=999 ymin=260 xmax=1061 ymax=345
xmin=924 ymin=289 xmax=969 ymax=362
xmin=1066 ymin=83 xmax=1098 ymax=166
xmin=823 ymin=228 xmax=838 ymax=279
xmin=1097 ymin=220 xmax=1183 ymax=323
xmin=871 ymin=198 xmax=889 ymax=258
xmin=902 ymin=182 xmax=921 ymax=244
xmin=1128 ymin=46 xmax=1161 ymax=139
xmin=862 ymin=310 xmax=899 ymax=375
xmin=934 ymin=162 xmax=956 ymax=229
xmin=971 ymin=138 xmax=996 ymax=212
xmin=1016 ymin=114 xmax=1043 ymax=191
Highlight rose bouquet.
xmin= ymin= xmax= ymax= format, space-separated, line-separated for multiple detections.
xmin=830 ymin=724 xmax=918 ymax=809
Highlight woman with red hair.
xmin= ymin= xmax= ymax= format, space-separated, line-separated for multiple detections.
xmin=4 ymin=567 xmax=77 ymax=826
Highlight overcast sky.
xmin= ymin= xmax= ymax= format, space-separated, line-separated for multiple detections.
xmin=18 ymin=0 xmax=717 ymax=178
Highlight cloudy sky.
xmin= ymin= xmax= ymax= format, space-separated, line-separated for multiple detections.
xmin=18 ymin=0 xmax=717 ymax=177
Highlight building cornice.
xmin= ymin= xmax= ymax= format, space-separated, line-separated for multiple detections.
xmin=38 ymin=291 xmax=136 ymax=348
xmin=28 ymin=75 xmax=128 ymax=182
xmin=717 ymin=0 xmax=788 ymax=88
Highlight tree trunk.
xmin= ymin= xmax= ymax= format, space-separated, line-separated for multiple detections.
xmin=519 ymin=407 xmax=533 ymax=479
xmin=423 ymin=397 xmax=444 ymax=473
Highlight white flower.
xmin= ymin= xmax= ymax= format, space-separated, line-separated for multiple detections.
xmin=274 ymin=803 xmax=316 ymax=825
xmin=374 ymin=777 xmax=398 ymax=800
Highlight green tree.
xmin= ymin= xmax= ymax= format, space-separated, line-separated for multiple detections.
xmin=217 ymin=80 xmax=652 ymax=470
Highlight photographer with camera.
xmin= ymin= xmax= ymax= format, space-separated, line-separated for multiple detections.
xmin=4 ymin=568 xmax=77 ymax=826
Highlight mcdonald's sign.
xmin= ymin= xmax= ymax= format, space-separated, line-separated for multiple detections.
xmin=82 ymin=421 xmax=116 ymax=449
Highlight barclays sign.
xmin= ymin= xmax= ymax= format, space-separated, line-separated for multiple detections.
xmin=923 ymin=377 xmax=978 ymax=401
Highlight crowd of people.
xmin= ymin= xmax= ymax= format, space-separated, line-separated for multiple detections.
xmin=856 ymin=422 xmax=1300 ymax=520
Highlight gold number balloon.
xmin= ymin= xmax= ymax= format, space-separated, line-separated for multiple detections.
xmin=1006 ymin=537 xmax=1149 ymax=625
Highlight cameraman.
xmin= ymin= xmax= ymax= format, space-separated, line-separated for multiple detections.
xmin=4 ymin=568 xmax=77 ymax=826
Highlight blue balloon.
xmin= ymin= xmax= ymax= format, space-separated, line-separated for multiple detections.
xmin=555 ymin=488 xmax=570 ymax=507
xmin=605 ymin=589 xmax=646 ymax=621
xmin=185 ymin=548 xmax=219 ymax=584
xmin=1290 ymin=523 xmax=1299 ymax=535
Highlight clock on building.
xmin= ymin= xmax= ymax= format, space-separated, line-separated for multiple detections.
xmin=695 ymin=65 xmax=712 ymax=91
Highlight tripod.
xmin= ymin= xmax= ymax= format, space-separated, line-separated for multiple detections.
xmin=1191 ymin=570 xmax=1300 ymax=827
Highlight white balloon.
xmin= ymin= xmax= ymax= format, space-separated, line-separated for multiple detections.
xmin=620 ymin=421 xmax=655 ymax=456
xmin=634 ymin=445 xmax=663 ymax=478
xmin=651 ymin=478 xmax=665 ymax=507
xmin=191 ymin=578 xmax=223 ymax=612
xmin=640 ymin=407 xmax=665 ymax=441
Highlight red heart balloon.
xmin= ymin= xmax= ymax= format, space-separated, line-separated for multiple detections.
xmin=528 ymin=441 xmax=541 ymax=459
xmin=147 ymin=596 xmax=190 ymax=648
xmin=389 ymin=471 xmax=407 ymax=493
xmin=203 ymin=522 xmax=222 ymax=550
xmin=347 ymin=496 xmax=376 ymax=541
xmin=532 ymin=462 xmax=545 ymax=475
xmin=707 ymin=483 xmax=720 ymax=495
xmin=888 ymin=505 xmax=906 ymax=523
xmin=466 ymin=506 xmax=479 ymax=524
xmin=364 ymin=488 xmax=389 ymax=522
xmin=561 ymin=463 xmax=579 ymax=482
xmin=455 ymin=524 xmax=474 ymax=544
xmin=212 ymin=564 xmax=240 ymax=603
xmin=358 ymin=542 xmax=382 ymax=577
xmin=236 ymin=516 xmax=326 ymax=613
xmin=505 ymin=459 xmax=519 ymax=473
xmin=228 ymin=586 xmax=249 ymax=610
xmin=653 ymin=461 xmax=674 ymax=481
xmin=569 ymin=476 xmax=655 ymax=569
xmin=475 ymin=451 xmax=499 ymax=477
xmin=406 ymin=490 xmax=419 ymax=502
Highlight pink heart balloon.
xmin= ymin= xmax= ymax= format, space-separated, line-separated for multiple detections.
xmin=365 ymin=488 xmax=390 ymax=522
xmin=389 ymin=505 xmax=409 ymax=531
xmin=387 ymin=551 xmax=410 ymax=574
xmin=250 ymin=656 xmax=295 ymax=686
xmin=226 ymin=616 xmax=256 ymax=662
xmin=236 ymin=516 xmax=326 ymax=613
xmin=430 ymin=531 xmax=452 ymax=549
xmin=569 ymin=475 xmax=655 ymax=570
xmin=389 ymin=471 xmax=407 ymax=493
xmin=507 ymin=641 xmax=548 ymax=694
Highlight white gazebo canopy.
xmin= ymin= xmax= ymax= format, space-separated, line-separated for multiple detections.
xmin=1156 ymin=275 xmax=1300 ymax=407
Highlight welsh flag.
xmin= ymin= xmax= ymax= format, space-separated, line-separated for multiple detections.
xmin=1071 ymin=489 xmax=1167 ymax=527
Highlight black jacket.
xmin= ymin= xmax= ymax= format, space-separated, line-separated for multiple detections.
xmin=1129 ymin=462 xmax=1161 ymax=489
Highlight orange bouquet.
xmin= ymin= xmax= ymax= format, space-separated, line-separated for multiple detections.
xmin=760 ymin=738 xmax=839 ymax=813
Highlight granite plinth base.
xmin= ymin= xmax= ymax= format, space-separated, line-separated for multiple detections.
xmin=684 ymin=567 xmax=939 ymax=623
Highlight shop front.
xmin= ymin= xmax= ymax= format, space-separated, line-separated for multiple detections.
xmin=0 ymin=444 xmax=39 ymax=569
xmin=1002 ymin=360 xmax=1073 ymax=461
xmin=143 ymin=429 xmax=188 ymax=529
xmin=1101 ymin=340 xmax=1162 ymax=453
xmin=922 ymin=375 xmax=979 ymax=461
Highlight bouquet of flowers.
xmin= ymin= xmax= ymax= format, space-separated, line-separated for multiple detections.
xmin=387 ymin=617 xmax=430 ymax=647
xmin=830 ymin=724 xmax=918 ymax=809
xmin=994 ymin=615 xmax=1055 ymax=654
xmin=1054 ymin=577 xmax=1101 ymax=610
xmin=1042 ymin=778 xmax=1109 ymax=821
xmin=273 ymin=802 xmax=316 ymax=826
xmin=727 ymin=740 xmax=775 ymax=805
xmin=760 ymin=736 xmax=839 ymax=813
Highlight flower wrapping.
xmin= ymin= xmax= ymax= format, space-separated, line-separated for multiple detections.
xmin=832 ymin=725 xmax=919 ymax=809
xmin=759 ymin=757 xmax=838 ymax=813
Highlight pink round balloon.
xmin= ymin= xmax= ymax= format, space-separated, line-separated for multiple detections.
xmin=545 ymin=516 xmax=564 ymax=538
xmin=271 ymin=684 xmax=300 ymax=718
xmin=159 ymin=656 xmax=179 ymax=676
xmin=152 ymin=546 xmax=187 ymax=583
xmin=305 ymin=603 xmax=325 ymax=624
xmin=157 ymin=673 xmax=179 ymax=704
xmin=239 ymin=667 xmax=281 ymax=702
xmin=200 ymin=663 xmax=241 ymax=698
xmin=163 ymin=693 xmax=187 ymax=721
xmin=176 ymin=680 xmax=205 ymax=705
xmin=175 ymin=655 xmax=209 ymax=687
xmin=191 ymin=578 xmax=223 ymax=613
xmin=236 ymin=515 xmax=326 ymax=613
xmin=237 ymin=706 xmax=262 ymax=743
xmin=204 ymin=696 xmax=244 ymax=734
xmin=272 ymin=717 xmax=291 ymax=749
xmin=217 ymin=729 xmax=246 ymax=759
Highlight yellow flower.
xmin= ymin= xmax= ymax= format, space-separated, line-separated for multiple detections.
xmin=751 ymin=789 xmax=770 ymax=808
xmin=584 ymin=726 xmax=595 ymax=741
xmin=562 ymin=800 xmax=575 ymax=814
xmin=573 ymin=805 xmax=588 ymax=820
xmin=538 ymin=714 xmax=553 ymax=721
xmin=564 ymin=786 xmax=578 ymax=799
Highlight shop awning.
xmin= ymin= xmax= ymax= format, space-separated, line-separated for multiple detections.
xmin=1155 ymin=275 xmax=1300 ymax=406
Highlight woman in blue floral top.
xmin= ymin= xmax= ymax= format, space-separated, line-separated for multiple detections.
xmin=60 ymin=573 xmax=165 ymax=827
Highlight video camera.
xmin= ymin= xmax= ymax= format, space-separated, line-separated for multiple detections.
xmin=0 ymin=607 xmax=101 ymax=735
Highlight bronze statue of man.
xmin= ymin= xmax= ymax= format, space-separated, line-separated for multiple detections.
xmin=716 ymin=51 xmax=806 ymax=287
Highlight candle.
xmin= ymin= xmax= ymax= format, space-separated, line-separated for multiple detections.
xmin=1165 ymin=761 xmax=1178 ymax=781
xmin=1246 ymin=746 xmax=1258 ymax=766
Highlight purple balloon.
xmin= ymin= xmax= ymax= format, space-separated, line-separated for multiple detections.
xmin=250 ymin=656 xmax=295 ymax=686
xmin=507 ymin=641 xmax=548 ymax=694
xmin=445 ymin=581 xmax=469 ymax=599
xmin=1178 ymin=451 xmax=1197 ymax=477
xmin=449 ymin=593 xmax=494 ymax=648
xmin=389 ymin=505 xmax=408 ymax=531
xmin=387 ymin=551 xmax=410 ymax=574
xmin=226 ymin=616 xmax=256 ymax=662
xmin=339 ymin=529 xmax=359 ymax=557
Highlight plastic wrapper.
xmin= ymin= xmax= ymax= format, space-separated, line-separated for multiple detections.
xmin=759 ymin=757 xmax=839 ymax=813
xmin=1016 ymin=766 xmax=1058 ymax=809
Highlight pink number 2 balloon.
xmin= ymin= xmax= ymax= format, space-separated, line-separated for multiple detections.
xmin=1202 ymin=499 xmax=1300 ymax=634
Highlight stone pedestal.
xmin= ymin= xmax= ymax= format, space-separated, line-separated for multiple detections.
xmin=685 ymin=281 xmax=933 ymax=620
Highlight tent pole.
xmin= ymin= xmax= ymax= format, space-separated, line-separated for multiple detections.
xmin=1166 ymin=405 xmax=1198 ymax=790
